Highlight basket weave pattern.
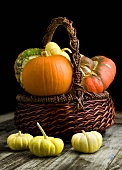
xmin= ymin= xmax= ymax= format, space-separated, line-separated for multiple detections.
xmin=14 ymin=17 xmax=116 ymax=142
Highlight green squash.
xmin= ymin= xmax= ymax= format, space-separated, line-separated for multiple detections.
xmin=14 ymin=48 xmax=42 ymax=87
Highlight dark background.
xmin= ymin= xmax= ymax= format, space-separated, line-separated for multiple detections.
xmin=1 ymin=2 xmax=122 ymax=114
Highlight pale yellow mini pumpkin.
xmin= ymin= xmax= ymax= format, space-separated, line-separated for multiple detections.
xmin=7 ymin=131 xmax=33 ymax=150
xmin=45 ymin=41 xmax=72 ymax=61
xmin=29 ymin=122 xmax=64 ymax=157
xmin=71 ymin=130 xmax=103 ymax=153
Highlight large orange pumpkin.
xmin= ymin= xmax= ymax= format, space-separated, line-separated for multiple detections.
xmin=81 ymin=55 xmax=116 ymax=93
xmin=22 ymin=51 xmax=73 ymax=96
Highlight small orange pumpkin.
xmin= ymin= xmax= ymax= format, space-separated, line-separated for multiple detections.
xmin=22 ymin=51 xmax=73 ymax=96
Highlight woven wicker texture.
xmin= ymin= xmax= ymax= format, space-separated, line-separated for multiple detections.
xmin=14 ymin=17 xmax=116 ymax=142
xmin=14 ymin=92 xmax=115 ymax=142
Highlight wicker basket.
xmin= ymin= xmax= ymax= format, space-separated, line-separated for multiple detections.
xmin=14 ymin=17 xmax=116 ymax=142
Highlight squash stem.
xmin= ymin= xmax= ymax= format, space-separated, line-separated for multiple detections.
xmin=37 ymin=122 xmax=48 ymax=139
xmin=18 ymin=131 xmax=22 ymax=136
xmin=62 ymin=48 xmax=72 ymax=53
xmin=82 ymin=130 xmax=86 ymax=135
xmin=41 ymin=50 xmax=51 ymax=57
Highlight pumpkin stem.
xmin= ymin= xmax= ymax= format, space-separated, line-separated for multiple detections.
xmin=81 ymin=64 xmax=98 ymax=77
xmin=82 ymin=130 xmax=86 ymax=135
xmin=41 ymin=50 xmax=51 ymax=57
xmin=18 ymin=131 xmax=22 ymax=136
xmin=61 ymin=48 xmax=72 ymax=53
xmin=37 ymin=122 xmax=48 ymax=139
xmin=91 ymin=71 xmax=98 ymax=76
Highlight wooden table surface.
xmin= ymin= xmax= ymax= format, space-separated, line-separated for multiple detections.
xmin=0 ymin=112 xmax=122 ymax=170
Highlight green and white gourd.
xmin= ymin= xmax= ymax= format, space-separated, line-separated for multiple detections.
xmin=14 ymin=48 xmax=42 ymax=87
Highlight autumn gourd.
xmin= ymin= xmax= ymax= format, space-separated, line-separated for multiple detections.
xmin=45 ymin=42 xmax=72 ymax=61
xmin=29 ymin=122 xmax=64 ymax=157
xmin=7 ymin=131 xmax=33 ymax=150
xmin=71 ymin=130 xmax=103 ymax=153
xmin=14 ymin=48 xmax=42 ymax=87
xmin=22 ymin=50 xmax=73 ymax=96
xmin=80 ymin=55 xmax=116 ymax=93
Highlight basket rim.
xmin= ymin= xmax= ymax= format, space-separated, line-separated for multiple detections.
xmin=16 ymin=90 xmax=110 ymax=104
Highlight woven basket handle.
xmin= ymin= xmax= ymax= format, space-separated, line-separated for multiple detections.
xmin=42 ymin=17 xmax=84 ymax=104
xmin=42 ymin=17 xmax=81 ymax=67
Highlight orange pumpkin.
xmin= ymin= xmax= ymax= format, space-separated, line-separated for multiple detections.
xmin=81 ymin=55 xmax=116 ymax=93
xmin=22 ymin=51 xmax=73 ymax=96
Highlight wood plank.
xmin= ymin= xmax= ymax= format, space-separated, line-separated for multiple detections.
xmin=0 ymin=129 xmax=18 ymax=144
xmin=0 ymin=124 xmax=121 ymax=170
xmin=107 ymin=147 xmax=122 ymax=170
xmin=0 ymin=129 xmax=18 ymax=161
xmin=44 ymin=124 xmax=122 ymax=170
xmin=115 ymin=111 xmax=122 ymax=124
xmin=0 ymin=112 xmax=122 ymax=170
xmin=0 ymin=143 xmax=71 ymax=170
xmin=0 ymin=112 xmax=14 ymax=123
xmin=0 ymin=150 xmax=34 ymax=170
xmin=0 ymin=119 xmax=16 ymax=135
xmin=13 ymin=145 xmax=71 ymax=170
